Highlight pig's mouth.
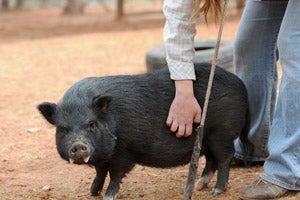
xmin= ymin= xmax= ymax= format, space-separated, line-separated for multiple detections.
xmin=68 ymin=141 xmax=92 ymax=164
xmin=69 ymin=155 xmax=90 ymax=164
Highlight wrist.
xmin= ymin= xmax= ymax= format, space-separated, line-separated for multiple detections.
xmin=174 ymin=80 xmax=194 ymax=96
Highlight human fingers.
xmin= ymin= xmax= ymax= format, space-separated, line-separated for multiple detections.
xmin=184 ymin=123 xmax=193 ymax=137
xmin=194 ymin=109 xmax=202 ymax=124
xmin=176 ymin=123 xmax=186 ymax=138
xmin=166 ymin=114 xmax=173 ymax=127
xmin=170 ymin=119 xmax=179 ymax=133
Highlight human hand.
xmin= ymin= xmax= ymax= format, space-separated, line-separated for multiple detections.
xmin=166 ymin=80 xmax=202 ymax=138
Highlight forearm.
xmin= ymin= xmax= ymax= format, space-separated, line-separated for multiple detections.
xmin=163 ymin=0 xmax=199 ymax=80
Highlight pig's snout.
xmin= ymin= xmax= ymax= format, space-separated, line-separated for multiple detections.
xmin=68 ymin=142 xmax=91 ymax=164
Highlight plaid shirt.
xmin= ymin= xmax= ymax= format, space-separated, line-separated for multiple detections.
xmin=163 ymin=0 xmax=199 ymax=80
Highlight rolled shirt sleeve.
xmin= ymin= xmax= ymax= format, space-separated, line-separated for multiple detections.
xmin=163 ymin=0 xmax=199 ymax=80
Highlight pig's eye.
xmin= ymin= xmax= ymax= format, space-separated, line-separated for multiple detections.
xmin=57 ymin=126 xmax=69 ymax=134
xmin=87 ymin=121 xmax=98 ymax=132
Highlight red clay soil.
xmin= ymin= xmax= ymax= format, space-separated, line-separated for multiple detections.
xmin=0 ymin=3 xmax=298 ymax=200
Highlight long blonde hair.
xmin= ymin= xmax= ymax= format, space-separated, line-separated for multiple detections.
xmin=191 ymin=0 xmax=224 ymax=23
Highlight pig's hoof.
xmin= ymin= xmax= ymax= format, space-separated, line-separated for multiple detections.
xmin=90 ymin=191 xmax=99 ymax=196
xmin=194 ymin=183 xmax=208 ymax=191
xmin=195 ymin=175 xmax=212 ymax=191
xmin=103 ymin=195 xmax=116 ymax=200
xmin=211 ymin=188 xmax=224 ymax=196
xmin=90 ymin=186 xmax=100 ymax=196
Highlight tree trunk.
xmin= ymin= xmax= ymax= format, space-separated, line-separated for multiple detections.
xmin=15 ymin=0 xmax=24 ymax=10
xmin=116 ymin=0 xmax=124 ymax=20
xmin=1 ymin=0 xmax=9 ymax=10
xmin=40 ymin=0 xmax=48 ymax=7
xmin=63 ymin=0 xmax=87 ymax=15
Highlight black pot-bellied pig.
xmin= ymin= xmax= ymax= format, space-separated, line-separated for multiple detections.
xmin=38 ymin=63 xmax=252 ymax=200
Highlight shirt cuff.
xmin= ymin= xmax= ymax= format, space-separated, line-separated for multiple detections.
xmin=167 ymin=59 xmax=196 ymax=80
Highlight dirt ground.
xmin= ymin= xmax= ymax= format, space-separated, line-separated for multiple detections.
xmin=0 ymin=3 xmax=299 ymax=200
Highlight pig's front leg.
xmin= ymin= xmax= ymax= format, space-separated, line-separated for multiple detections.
xmin=90 ymin=163 xmax=109 ymax=196
xmin=103 ymin=167 xmax=127 ymax=200
xmin=104 ymin=155 xmax=136 ymax=200
xmin=104 ymin=179 xmax=121 ymax=200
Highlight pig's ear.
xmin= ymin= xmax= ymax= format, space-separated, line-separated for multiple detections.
xmin=92 ymin=95 xmax=112 ymax=113
xmin=37 ymin=102 xmax=57 ymax=125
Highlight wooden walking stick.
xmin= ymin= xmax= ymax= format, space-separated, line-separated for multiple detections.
xmin=184 ymin=0 xmax=230 ymax=199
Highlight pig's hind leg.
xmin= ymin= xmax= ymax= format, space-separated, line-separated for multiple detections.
xmin=90 ymin=163 xmax=109 ymax=196
xmin=209 ymin=131 xmax=235 ymax=196
xmin=212 ymin=158 xmax=232 ymax=196
xmin=195 ymin=150 xmax=217 ymax=191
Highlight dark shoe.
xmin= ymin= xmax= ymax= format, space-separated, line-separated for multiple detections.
xmin=239 ymin=178 xmax=288 ymax=199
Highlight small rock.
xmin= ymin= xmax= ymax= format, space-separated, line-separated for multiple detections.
xmin=27 ymin=127 xmax=40 ymax=133
xmin=42 ymin=185 xmax=51 ymax=191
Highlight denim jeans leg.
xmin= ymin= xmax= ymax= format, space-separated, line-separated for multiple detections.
xmin=233 ymin=0 xmax=288 ymax=161
xmin=260 ymin=0 xmax=300 ymax=190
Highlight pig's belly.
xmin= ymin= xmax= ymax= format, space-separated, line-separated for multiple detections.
xmin=136 ymin=143 xmax=196 ymax=168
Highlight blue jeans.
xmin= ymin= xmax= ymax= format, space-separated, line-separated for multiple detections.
xmin=233 ymin=0 xmax=300 ymax=190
